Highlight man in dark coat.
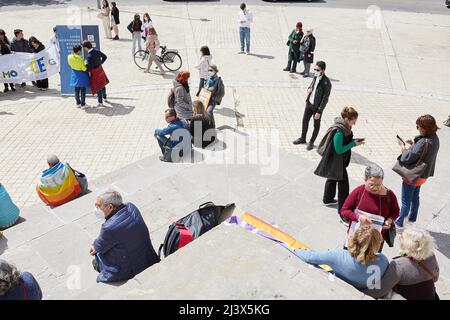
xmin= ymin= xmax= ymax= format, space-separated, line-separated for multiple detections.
xmin=10 ymin=29 xmax=33 ymax=88
xmin=90 ymin=189 xmax=160 ymax=283
xmin=82 ymin=40 xmax=109 ymax=107
xmin=293 ymin=61 xmax=332 ymax=150
xmin=300 ymin=29 xmax=316 ymax=78
xmin=283 ymin=22 xmax=303 ymax=73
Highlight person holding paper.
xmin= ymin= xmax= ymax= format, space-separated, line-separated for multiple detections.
xmin=341 ymin=164 xmax=400 ymax=251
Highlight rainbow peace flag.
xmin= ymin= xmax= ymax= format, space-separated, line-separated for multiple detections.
xmin=36 ymin=162 xmax=81 ymax=206
xmin=227 ymin=212 xmax=333 ymax=272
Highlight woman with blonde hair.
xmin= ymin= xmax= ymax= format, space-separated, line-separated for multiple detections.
xmin=294 ymin=225 xmax=389 ymax=290
xmin=314 ymin=106 xmax=365 ymax=224
xmin=364 ymin=227 xmax=439 ymax=300
xmin=144 ymin=27 xmax=165 ymax=75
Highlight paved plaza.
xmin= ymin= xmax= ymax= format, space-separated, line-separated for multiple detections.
xmin=0 ymin=1 xmax=450 ymax=299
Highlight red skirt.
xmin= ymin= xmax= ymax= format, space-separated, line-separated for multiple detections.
xmin=90 ymin=66 xmax=109 ymax=94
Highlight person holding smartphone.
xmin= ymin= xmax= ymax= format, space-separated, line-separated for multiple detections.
xmin=314 ymin=106 xmax=364 ymax=223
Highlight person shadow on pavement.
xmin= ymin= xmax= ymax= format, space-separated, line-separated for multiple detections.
xmin=83 ymin=101 xmax=135 ymax=116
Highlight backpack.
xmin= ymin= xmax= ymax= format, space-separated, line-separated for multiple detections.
xmin=158 ymin=202 xmax=235 ymax=258
xmin=214 ymin=77 xmax=225 ymax=105
xmin=167 ymin=88 xmax=175 ymax=108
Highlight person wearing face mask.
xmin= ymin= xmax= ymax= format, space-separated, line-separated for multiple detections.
xmin=293 ymin=61 xmax=332 ymax=151
xmin=314 ymin=106 xmax=364 ymax=219
xmin=90 ymin=189 xmax=160 ymax=283
xmin=300 ymin=28 xmax=316 ymax=78
xmin=341 ymin=164 xmax=400 ymax=250
xmin=283 ymin=22 xmax=303 ymax=73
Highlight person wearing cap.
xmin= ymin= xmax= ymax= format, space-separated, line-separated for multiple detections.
xmin=283 ymin=22 xmax=304 ymax=73
xmin=10 ymin=29 xmax=33 ymax=88
xmin=300 ymin=29 xmax=316 ymax=78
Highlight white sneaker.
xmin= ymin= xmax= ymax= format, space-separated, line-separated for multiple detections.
xmin=97 ymin=103 xmax=104 ymax=107
xmin=103 ymin=98 xmax=108 ymax=103
xmin=246 ymin=52 xmax=250 ymax=55
xmin=76 ymin=104 xmax=82 ymax=108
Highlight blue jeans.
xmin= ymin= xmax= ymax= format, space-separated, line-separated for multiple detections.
xmin=396 ymin=182 xmax=421 ymax=227
xmin=74 ymin=87 xmax=86 ymax=106
xmin=132 ymin=32 xmax=142 ymax=55
xmin=97 ymin=87 xmax=107 ymax=103
xmin=196 ymin=78 xmax=206 ymax=97
xmin=239 ymin=27 xmax=250 ymax=52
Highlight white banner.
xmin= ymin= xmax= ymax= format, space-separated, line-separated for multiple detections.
xmin=0 ymin=45 xmax=60 ymax=84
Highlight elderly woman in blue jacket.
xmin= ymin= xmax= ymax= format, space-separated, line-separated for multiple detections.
xmin=68 ymin=44 xmax=90 ymax=108
xmin=294 ymin=225 xmax=389 ymax=290
xmin=90 ymin=189 xmax=160 ymax=283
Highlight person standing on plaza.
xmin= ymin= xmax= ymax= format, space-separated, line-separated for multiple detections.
xmin=194 ymin=46 xmax=212 ymax=97
xmin=98 ymin=0 xmax=112 ymax=39
xmin=203 ymin=64 xmax=224 ymax=128
xmin=10 ymin=29 xmax=33 ymax=88
xmin=143 ymin=27 xmax=165 ymax=75
xmin=110 ymin=2 xmax=120 ymax=40
xmin=300 ymin=29 xmax=316 ymax=78
xmin=29 ymin=37 xmax=49 ymax=91
xmin=128 ymin=14 xmax=143 ymax=56
xmin=82 ymin=41 xmax=109 ymax=107
xmin=283 ymin=22 xmax=303 ymax=73
xmin=141 ymin=13 xmax=153 ymax=42
xmin=0 ymin=29 xmax=9 ymax=46
xmin=314 ymin=106 xmax=364 ymax=217
xmin=238 ymin=3 xmax=253 ymax=54
xmin=0 ymin=39 xmax=16 ymax=93
xmin=341 ymin=164 xmax=400 ymax=245
xmin=394 ymin=115 xmax=440 ymax=229
xmin=170 ymin=70 xmax=193 ymax=121
xmin=293 ymin=61 xmax=332 ymax=150
xmin=68 ymin=45 xmax=90 ymax=108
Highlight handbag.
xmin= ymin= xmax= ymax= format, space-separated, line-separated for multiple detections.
xmin=392 ymin=139 xmax=428 ymax=183
xmin=383 ymin=190 xmax=396 ymax=247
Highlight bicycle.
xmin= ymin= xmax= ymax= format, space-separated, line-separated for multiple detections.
xmin=133 ymin=45 xmax=183 ymax=72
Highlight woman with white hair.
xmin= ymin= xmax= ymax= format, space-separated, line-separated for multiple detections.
xmin=363 ymin=227 xmax=439 ymax=300
xmin=341 ymin=164 xmax=400 ymax=251
xmin=0 ymin=260 xmax=42 ymax=300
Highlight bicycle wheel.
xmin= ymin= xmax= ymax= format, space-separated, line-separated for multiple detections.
xmin=133 ymin=50 xmax=149 ymax=70
xmin=162 ymin=51 xmax=182 ymax=72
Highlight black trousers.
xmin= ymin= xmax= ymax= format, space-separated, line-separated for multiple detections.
xmin=300 ymin=101 xmax=321 ymax=144
xmin=323 ymin=167 xmax=349 ymax=215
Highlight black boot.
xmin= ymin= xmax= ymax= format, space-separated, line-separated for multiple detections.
xmin=283 ymin=60 xmax=292 ymax=71
xmin=290 ymin=60 xmax=298 ymax=73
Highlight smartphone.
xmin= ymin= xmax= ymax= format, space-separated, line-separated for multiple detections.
xmin=396 ymin=135 xmax=405 ymax=145
xmin=356 ymin=138 xmax=365 ymax=142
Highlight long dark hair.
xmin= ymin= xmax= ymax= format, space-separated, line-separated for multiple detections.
xmin=28 ymin=36 xmax=42 ymax=49
xmin=143 ymin=13 xmax=151 ymax=22
xmin=200 ymin=45 xmax=210 ymax=56
xmin=0 ymin=29 xmax=10 ymax=45
xmin=102 ymin=0 xmax=109 ymax=8
xmin=132 ymin=14 xmax=141 ymax=30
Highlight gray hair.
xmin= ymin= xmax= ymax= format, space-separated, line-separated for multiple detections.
xmin=0 ymin=260 xmax=21 ymax=296
xmin=98 ymin=189 xmax=123 ymax=207
xmin=364 ymin=164 xmax=384 ymax=181
xmin=401 ymin=227 xmax=435 ymax=261
xmin=47 ymin=154 xmax=60 ymax=168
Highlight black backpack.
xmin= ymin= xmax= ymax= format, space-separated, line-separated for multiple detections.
xmin=167 ymin=88 xmax=175 ymax=108
xmin=158 ymin=202 xmax=235 ymax=258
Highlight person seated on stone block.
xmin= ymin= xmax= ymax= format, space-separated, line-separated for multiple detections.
xmin=293 ymin=225 xmax=389 ymax=290
xmin=90 ymin=189 xmax=160 ymax=283
xmin=0 ymin=259 xmax=42 ymax=300
xmin=189 ymin=100 xmax=216 ymax=149
xmin=36 ymin=154 xmax=88 ymax=206
xmin=362 ymin=227 xmax=439 ymax=300
xmin=154 ymin=108 xmax=190 ymax=162
xmin=0 ymin=183 xmax=20 ymax=230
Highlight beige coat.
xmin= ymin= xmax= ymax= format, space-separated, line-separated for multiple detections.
xmin=145 ymin=34 xmax=160 ymax=54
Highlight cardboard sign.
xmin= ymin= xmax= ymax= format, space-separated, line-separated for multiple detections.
xmin=197 ymin=87 xmax=212 ymax=108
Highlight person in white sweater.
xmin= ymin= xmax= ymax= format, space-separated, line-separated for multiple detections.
xmin=238 ymin=3 xmax=253 ymax=54
xmin=194 ymin=46 xmax=212 ymax=97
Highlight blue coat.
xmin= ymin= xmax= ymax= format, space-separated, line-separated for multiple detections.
xmin=93 ymin=203 xmax=160 ymax=283
xmin=0 ymin=272 xmax=42 ymax=300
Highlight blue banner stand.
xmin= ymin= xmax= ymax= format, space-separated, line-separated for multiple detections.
xmin=56 ymin=25 xmax=100 ymax=95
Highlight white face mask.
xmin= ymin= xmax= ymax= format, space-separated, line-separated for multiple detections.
xmin=314 ymin=71 xmax=321 ymax=77
xmin=94 ymin=207 xmax=104 ymax=219
xmin=208 ymin=71 xmax=215 ymax=77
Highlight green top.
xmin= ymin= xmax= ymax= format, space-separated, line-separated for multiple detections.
xmin=333 ymin=131 xmax=355 ymax=155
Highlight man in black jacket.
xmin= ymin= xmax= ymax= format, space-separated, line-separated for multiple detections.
xmin=293 ymin=61 xmax=332 ymax=150
xmin=10 ymin=29 xmax=33 ymax=88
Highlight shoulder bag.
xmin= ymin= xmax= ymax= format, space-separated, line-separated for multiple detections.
xmin=392 ymin=139 xmax=428 ymax=183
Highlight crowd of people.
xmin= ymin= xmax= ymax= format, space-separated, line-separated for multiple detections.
xmin=0 ymin=2 xmax=446 ymax=301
